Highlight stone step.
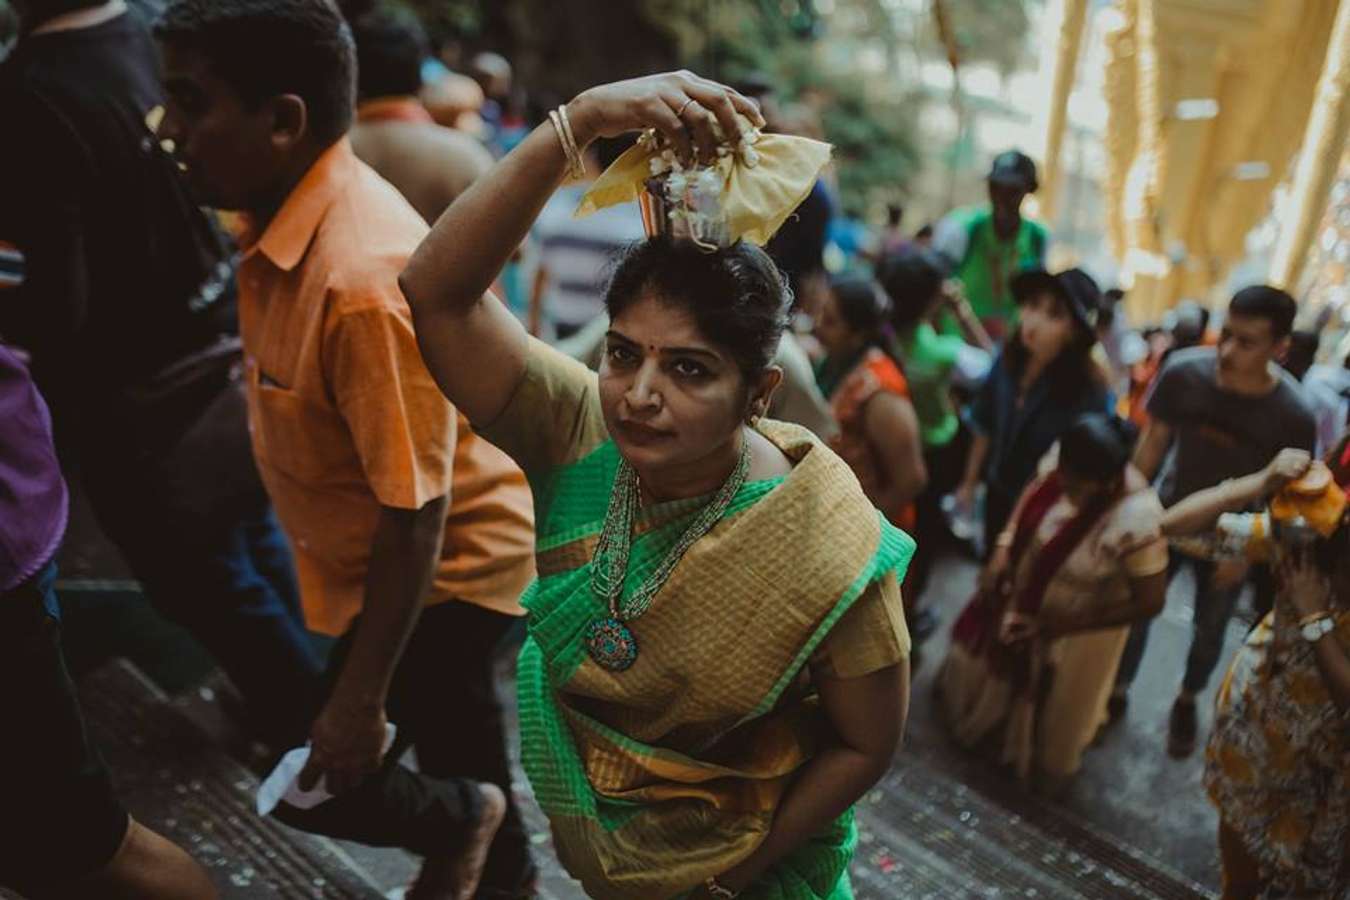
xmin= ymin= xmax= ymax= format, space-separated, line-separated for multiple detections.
xmin=2 ymin=659 xmax=383 ymax=900
xmin=1 ymin=653 xmax=1217 ymax=900
xmin=849 ymin=736 xmax=1216 ymax=898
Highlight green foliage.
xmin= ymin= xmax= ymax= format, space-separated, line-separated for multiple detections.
xmin=389 ymin=0 xmax=1030 ymax=213
xmin=652 ymin=0 xmax=921 ymax=214
xmin=400 ymin=0 xmax=483 ymax=43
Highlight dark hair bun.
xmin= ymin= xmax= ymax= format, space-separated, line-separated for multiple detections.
xmin=1060 ymin=412 xmax=1137 ymax=482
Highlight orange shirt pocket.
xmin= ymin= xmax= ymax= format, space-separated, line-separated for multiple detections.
xmin=249 ymin=372 xmax=355 ymax=489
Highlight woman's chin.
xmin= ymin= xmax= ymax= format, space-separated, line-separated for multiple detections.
xmin=614 ymin=433 xmax=680 ymax=471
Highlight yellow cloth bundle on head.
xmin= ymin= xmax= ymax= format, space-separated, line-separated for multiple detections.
xmin=575 ymin=125 xmax=832 ymax=247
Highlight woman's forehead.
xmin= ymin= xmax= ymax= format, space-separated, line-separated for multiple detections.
xmin=610 ymin=293 xmax=715 ymax=352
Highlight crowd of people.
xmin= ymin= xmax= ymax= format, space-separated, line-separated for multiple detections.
xmin=0 ymin=1 xmax=1347 ymax=899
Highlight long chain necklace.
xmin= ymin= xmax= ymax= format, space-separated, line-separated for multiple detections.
xmin=583 ymin=435 xmax=752 ymax=672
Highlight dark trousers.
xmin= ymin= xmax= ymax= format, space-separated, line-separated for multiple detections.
xmin=277 ymin=601 xmax=532 ymax=889
xmin=1116 ymin=552 xmax=1244 ymax=694
xmin=81 ymin=459 xmax=323 ymax=749
xmin=0 ymin=561 xmax=130 ymax=895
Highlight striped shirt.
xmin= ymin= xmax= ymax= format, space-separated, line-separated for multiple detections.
xmin=533 ymin=184 xmax=644 ymax=332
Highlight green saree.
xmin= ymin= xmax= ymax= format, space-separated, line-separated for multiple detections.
xmin=483 ymin=341 xmax=913 ymax=900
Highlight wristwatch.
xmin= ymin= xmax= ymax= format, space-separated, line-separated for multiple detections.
xmin=1300 ymin=612 xmax=1335 ymax=644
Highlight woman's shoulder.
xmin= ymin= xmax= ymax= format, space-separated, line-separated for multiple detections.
xmin=1102 ymin=478 xmax=1164 ymax=553
xmin=862 ymin=347 xmax=909 ymax=396
xmin=748 ymin=426 xmax=796 ymax=481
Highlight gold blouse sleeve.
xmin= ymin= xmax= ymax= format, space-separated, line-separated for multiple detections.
xmin=1123 ymin=539 xmax=1169 ymax=578
xmin=811 ymin=571 xmax=911 ymax=680
xmin=477 ymin=336 xmax=609 ymax=482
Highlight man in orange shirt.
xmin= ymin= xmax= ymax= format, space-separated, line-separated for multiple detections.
xmin=156 ymin=2 xmax=537 ymax=896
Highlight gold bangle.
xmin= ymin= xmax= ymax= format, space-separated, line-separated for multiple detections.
xmin=548 ymin=108 xmax=585 ymax=181
xmin=553 ymin=105 xmax=586 ymax=180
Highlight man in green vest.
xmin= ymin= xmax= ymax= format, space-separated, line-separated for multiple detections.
xmin=935 ymin=150 xmax=1049 ymax=340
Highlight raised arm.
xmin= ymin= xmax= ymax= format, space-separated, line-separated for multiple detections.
xmin=1160 ymin=448 xmax=1311 ymax=537
xmin=941 ymin=280 xmax=994 ymax=352
xmin=399 ymin=72 xmax=764 ymax=425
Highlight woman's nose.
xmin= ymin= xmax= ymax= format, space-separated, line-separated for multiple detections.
xmin=625 ymin=362 xmax=662 ymax=410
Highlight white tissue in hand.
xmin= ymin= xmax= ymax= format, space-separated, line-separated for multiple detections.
xmin=255 ymin=722 xmax=397 ymax=816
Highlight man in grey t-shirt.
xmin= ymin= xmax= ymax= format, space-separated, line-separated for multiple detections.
xmin=1112 ymin=286 xmax=1315 ymax=758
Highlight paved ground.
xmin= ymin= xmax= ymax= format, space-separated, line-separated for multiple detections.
xmin=905 ymin=554 xmax=1238 ymax=890
xmin=50 ymin=488 xmax=1238 ymax=895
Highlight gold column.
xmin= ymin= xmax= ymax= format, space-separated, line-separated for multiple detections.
xmin=1039 ymin=0 xmax=1091 ymax=222
xmin=1269 ymin=0 xmax=1350 ymax=291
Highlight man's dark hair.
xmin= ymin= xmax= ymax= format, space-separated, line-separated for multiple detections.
xmin=877 ymin=247 xmax=946 ymax=332
xmin=157 ymin=0 xmax=356 ymax=145
xmin=1228 ymin=284 xmax=1297 ymax=340
xmin=886 ymin=204 xmax=903 ymax=228
xmin=1284 ymin=329 xmax=1320 ymax=381
xmin=350 ymin=5 xmax=427 ymax=101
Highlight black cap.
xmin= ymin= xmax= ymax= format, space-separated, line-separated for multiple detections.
xmin=988 ymin=150 xmax=1038 ymax=192
xmin=1011 ymin=267 xmax=1101 ymax=334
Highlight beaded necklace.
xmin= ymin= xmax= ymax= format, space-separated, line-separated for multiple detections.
xmin=583 ymin=435 xmax=752 ymax=671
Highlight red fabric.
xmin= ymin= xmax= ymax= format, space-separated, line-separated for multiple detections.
xmin=827 ymin=348 xmax=915 ymax=530
xmin=950 ymin=472 xmax=1115 ymax=684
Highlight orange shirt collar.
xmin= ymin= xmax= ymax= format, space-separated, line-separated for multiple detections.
xmin=254 ymin=138 xmax=359 ymax=272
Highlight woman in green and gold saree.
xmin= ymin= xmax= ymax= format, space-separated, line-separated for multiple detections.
xmin=400 ymin=72 xmax=914 ymax=900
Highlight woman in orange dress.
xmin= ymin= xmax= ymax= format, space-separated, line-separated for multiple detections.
xmin=813 ymin=275 xmax=927 ymax=533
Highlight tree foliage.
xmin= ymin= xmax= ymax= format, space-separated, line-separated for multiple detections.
xmin=392 ymin=0 xmax=1033 ymax=213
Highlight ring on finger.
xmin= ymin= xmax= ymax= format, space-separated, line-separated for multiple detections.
xmin=675 ymin=97 xmax=695 ymax=118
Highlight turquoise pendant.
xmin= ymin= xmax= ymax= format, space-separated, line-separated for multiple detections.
xmin=584 ymin=616 xmax=638 ymax=672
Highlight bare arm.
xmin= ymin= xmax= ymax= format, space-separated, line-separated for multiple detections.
xmin=957 ymin=432 xmax=990 ymax=500
xmin=528 ymin=261 xmax=549 ymax=338
xmin=1161 ymin=449 xmax=1312 ymax=537
xmin=863 ymin=391 xmax=927 ymax=524
xmin=1282 ymin=554 xmax=1350 ymax=712
xmin=399 ymin=72 xmax=763 ymax=425
xmin=714 ymin=663 xmax=909 ymax=893
xmin=1131 ymin=419 xmax=1173 ymax=483
xmin=942 ymin=283 xmax=994 ymax=352
xmin=1310 ymin=629 xmax=1350 ymax=713
xmin=302 ymin=496 xmax=449 ymax=793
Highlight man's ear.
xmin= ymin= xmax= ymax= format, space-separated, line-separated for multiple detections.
xmin=268 ymin=93 xmax=309 ymax=152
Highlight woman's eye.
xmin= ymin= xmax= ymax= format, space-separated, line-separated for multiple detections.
xmin=672 ymin=359 xmax=710 ymax=378
xmin=607 ymin=346 xmax=637 ymax=365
